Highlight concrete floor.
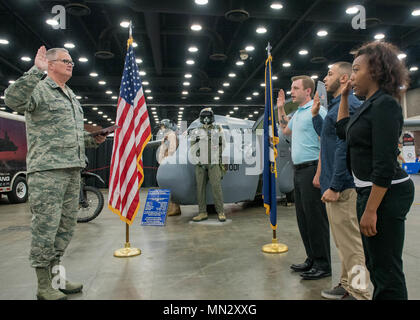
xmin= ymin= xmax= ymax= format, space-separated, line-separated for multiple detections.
xmin=1 ymin=176 xmax=420 ymax=300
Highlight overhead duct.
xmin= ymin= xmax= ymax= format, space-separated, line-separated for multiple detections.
xmin=65 ymin=3 xmax=91 ymax=16
xmin=224 ymin=9 xmax=250 ymax=22
xmin=95 ymin=26 xmax=115 ymax=59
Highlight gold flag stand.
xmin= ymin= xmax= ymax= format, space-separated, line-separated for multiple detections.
xmin=114 ymin=223 xmax=141 ymax=258
xmin=262 ymin=229 xmax=288 ymax=254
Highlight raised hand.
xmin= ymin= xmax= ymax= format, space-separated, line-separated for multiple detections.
xmin=312 ymin=91 xmax=321 ymax=116
xmin=341 ymin=80 xmax=352 ymax=97
xmin=277 ymin=89 xmax=285 ymax=108
xmin=34 ymin=46 xmax=48 ymax=72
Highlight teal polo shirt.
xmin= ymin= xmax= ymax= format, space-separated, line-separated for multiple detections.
xmin=287 ymin=100 xmax=327 ymax=165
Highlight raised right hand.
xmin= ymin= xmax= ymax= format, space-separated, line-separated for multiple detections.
xmin=34 ymin=46 xmax=48 ymax=72
xmin=277 ymin=89 xmax=285 ymax=108
xmin=312 ymin=91 xmax=321 ymax=116
xmin=341 ymin=80 xmax=352 ymax=97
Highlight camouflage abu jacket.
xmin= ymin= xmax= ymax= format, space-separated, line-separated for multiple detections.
xmin=4 ymin=65 xmax=98 ymax=173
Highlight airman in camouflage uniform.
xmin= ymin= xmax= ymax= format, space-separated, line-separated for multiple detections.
xmin=190 ymin=108 xmax=226 ymax=222
xmin=4 ymin=46 xmax=106 ymax=300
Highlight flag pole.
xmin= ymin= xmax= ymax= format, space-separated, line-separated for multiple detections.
xmin=262 ymin=42 xmax=288 ymax=254
xmin=114 ymin=20 xmax=141 ymax=258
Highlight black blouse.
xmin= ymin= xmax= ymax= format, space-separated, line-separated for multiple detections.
xmin=336 ymin=89 xmax=408 ymax=188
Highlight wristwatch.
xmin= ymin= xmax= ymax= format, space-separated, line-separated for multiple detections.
xmin=330 ymin=187 xmax=339 ymax=192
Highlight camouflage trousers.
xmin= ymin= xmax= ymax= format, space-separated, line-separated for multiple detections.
xmin=195 ymin=164 xmax=224 ymax=214
xmin=27 ymin=168 xmax=80 ymax=268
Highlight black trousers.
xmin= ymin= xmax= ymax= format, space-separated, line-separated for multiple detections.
xmin=293 ymin=164 xmax=331 ymax=271
xmin=356 ymin=179 xmax=414 ymax=300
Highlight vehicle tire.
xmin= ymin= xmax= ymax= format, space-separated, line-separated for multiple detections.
xmin=77 ymin=186 xmax=104 ymax=223
xmin=7 ymin=176 xmax=28 ymax=204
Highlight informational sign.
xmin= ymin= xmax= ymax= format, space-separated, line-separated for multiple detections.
xmin=403 ymin=132 xmax=416 ymax=163
xmin=141 ymin=189 xmax=170 ymax=226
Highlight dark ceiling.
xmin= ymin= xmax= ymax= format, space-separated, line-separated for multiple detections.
xmin=1 ymin=0 xmax=420 ymax=136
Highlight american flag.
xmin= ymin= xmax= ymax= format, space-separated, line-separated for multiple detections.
xmin=108 ymin=38 xmax=151 ymax=225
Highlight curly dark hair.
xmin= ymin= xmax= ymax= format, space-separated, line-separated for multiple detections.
xmin=352 ymin=41 xmax=410 ymax=101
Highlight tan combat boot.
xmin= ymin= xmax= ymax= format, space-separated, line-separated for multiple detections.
xmin=217 ymin=212 xmax=226 ymax=222
xmin=50 ymin=260 xmax=83 ymax=294
xmin=192 ymin=212 xmax=208 ymax=222
xmin=35 ymin=267 xmax=67 ymax=300
xmin=167 ymin=201 xmax=181 ymax=216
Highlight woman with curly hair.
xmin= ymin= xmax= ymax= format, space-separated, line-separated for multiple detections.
xmin=336 ymin=41 xmax=414 ymax=300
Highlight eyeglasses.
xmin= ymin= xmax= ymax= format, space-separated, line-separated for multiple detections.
xmin=51 ymin=59 xmax=75 ymax=66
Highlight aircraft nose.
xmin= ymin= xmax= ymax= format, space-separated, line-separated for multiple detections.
xmin=156 ymin=160 xmax=196 ymax=205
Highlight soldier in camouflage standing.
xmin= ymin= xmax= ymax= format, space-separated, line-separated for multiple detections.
xmin=4 ymin=46 xmax=106 ymax=300
xmin=190 ymin=108 xmax=226 ymax=222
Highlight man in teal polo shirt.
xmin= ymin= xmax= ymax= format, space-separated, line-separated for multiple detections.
xmin=277 ymin=75 xmax=331 ymax=280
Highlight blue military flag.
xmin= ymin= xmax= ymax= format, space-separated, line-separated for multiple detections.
xmin=262 ymin=54 xmax=279 ymax=230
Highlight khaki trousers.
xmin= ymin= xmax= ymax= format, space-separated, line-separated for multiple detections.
xmin=325 ymin=188 xmax=371 ymax=300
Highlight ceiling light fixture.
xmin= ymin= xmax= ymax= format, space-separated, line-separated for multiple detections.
xmin=191 ymin=24 xmax=202 ymax=31
xmin=228 ymin=73 xmax=236 ymax=77
xmin=245 ymin=45 xmax=255 ymax=52
xmin=374 ymin=33 xmax=385 ymax=40
xmin=98 ymin=81 xmax=106 ymax=85
xmin=236 ymin=61 xmax=244 ymax=66
xmin=136 ymin=58 xmax=142 ymax=64
xmin=195 ymin=0 xmax=208 ymax=5
xmin=299 ymin=49 xmax=308 ymax=55
xmin=346 ymin=6 xmax=359 ymax=14
xmin=188 ymin=46 xmax=198 ymax=53
xmin=120 ymin=21 xmax=130 ymax=28
xmin=283 ymin=62 xmax=291 ymax=67
xmin=186 ymin=59 xmax=195 ymax=65
xmin=398 ymin=53 xmax=407 ymax=60
xmin=0 ymin=39 xmax=9 ymax=45
xmin=256 ymin=27 xmax=267 ymax=34
xmin=183 ymin=82 xmax=190 ymax=86
xmin=317 ymin=30 xmax=328 ymax=37
xmin=185 ymin=73 xmax=192 ymax=78
xmin=21 ymin=56 xmax=31 ymax=62
xmin=79 ymin=57 xmax=88 ymax=62
xmin=270 ymin=2 xmax=283 ymax=10
xmin=411 ymin=9 xmax=420 ymax=16
xmin=90 ymin=72 xmax=98 ymax=77
xmin=46 ymin=19 xmax=59 ymax=26
xmin=64 ymin=42 xmax=75 ymax=49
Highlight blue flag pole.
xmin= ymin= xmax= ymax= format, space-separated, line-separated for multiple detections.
xmin=262 ymin=42 xmax=288 ymax=254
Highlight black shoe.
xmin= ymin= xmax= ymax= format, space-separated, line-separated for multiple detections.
xmin=300 ymin=268 xmax=331 ymax=280
xmin=290 ymin=261 xmax=313 ymax=272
